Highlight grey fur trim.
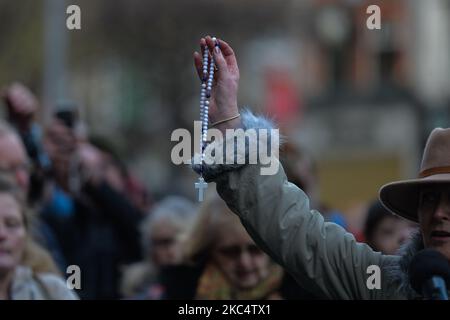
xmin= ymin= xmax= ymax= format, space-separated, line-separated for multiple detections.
xmin=240 ymin=108 xmax=275 ymax=131
xmin=383 ymin=230 xmax=424 ymax=299
xmin=192 ymin=109 xmax=277 ymax=182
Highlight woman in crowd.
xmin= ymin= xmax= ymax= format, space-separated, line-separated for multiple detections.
xmin=0 ymin=176 xmax=77 ymax=300
xmin=120 ymin=196 xmax=197 ymax=298
xmin=155 ymin=194 xmax=310 ymax=300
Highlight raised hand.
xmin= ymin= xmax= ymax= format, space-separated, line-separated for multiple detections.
xmin=194 ymin=36 xmax=242 ymax=132
xmin=1 ymin=82 xmax=39 ymax=132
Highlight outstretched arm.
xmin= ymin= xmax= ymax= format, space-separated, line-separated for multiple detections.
xmin=193 ymin=37 xmax=395 ymax=299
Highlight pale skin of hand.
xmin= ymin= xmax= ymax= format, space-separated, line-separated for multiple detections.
xmin=193 ymin=36 xmax=243 ymax=134
xmin=2 ymin=82 xmax=39 ymax=131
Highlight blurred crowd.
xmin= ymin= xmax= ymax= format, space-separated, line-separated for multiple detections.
xmin=0 ymin=82 xmax=420 ymax=300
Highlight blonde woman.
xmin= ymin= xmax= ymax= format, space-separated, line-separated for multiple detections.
xmin=0 ymin=177 xmax=77 ymax=300
xmin=155 ymin=194 xmax=307 ymax=300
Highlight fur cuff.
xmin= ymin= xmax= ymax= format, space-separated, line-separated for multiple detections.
xmin=192 ymin=109 xmax=278 ymax=182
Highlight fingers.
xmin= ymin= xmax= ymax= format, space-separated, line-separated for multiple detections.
xmin=203 ymin=36 xmax=226 ymax=73
xmin=212 ymin=41 xmax=227 ymax=72
xmin=193 ymin=51 xmax=203 ymax=79
xmin=217 ymin=39 xmax=235 ymax=58
xmin=200 ymin=37 xmax=207 ymax=55
xmin=193 ymin=37 xmax=211 ymax=81
xmin=5 ymin=84 xmax=38 ymax=115
xmin=218 ymin=39 xmax=238 ymax=71
xmin=205 ymin=36 xmax=216 ymax=53
xmin=206 ymin=36 xmax=238 ymax=71
xmin=194 ymin=36 xmax=239 ymax=81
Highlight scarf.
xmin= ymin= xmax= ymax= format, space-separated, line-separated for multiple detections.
xmin=195 ymin=262 xmax=283 ymax=300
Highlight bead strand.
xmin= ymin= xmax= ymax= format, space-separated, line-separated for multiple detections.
xmin=199 ymin=37 xmax=217 ymax=164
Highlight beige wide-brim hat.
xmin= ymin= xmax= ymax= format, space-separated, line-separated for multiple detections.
xmin=379 ymin=128 xmax=450 ymax=222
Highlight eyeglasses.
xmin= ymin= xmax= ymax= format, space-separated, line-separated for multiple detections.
xmin=216 ymin=244 xmax=263 ymax=259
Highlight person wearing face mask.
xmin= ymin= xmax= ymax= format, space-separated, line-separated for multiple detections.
xmin=0 ymin=176 xmax=77 ymax=300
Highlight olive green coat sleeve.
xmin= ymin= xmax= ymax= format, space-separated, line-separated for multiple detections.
xmin=213 ymin=159 xmax=401 ymax=299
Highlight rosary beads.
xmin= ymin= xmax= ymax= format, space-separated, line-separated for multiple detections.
xmin=195 ymin=37 xmax=218 ymax=202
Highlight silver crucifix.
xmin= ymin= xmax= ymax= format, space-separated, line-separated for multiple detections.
xmin=195 ymin=176 xmax=208 ymax=202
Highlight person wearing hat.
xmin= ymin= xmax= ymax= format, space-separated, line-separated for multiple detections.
xmin=192 ymin=36 xmax=450 ymax=299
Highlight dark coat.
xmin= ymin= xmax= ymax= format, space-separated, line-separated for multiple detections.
xmin=41 ymin=181 xmax=143 ymax=299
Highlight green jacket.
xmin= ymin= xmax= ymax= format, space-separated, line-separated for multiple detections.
xmin=198 ymin=110 xmax=423 ymax=300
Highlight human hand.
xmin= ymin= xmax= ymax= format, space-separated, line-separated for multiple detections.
xmin=1 ymin=82 xmax=38 ymax=131
xmin=193 ymin=36 xmax=242 ymax=133
xmin=78 ymin=142 xmax=106 ymax=187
